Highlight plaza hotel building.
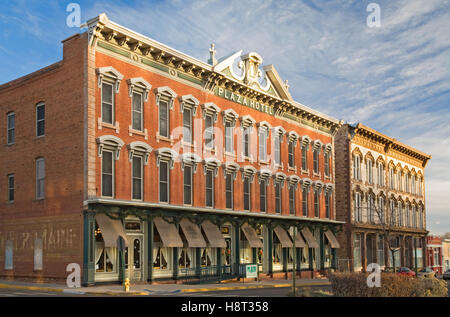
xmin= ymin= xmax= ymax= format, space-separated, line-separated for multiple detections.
xmin=0 ymin=14 xmax=344 ymax=285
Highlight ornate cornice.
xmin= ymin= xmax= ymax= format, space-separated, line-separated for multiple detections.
xmin=84 ymin=13 xmax=342 ymax=134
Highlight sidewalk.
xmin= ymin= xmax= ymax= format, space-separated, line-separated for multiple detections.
xmin=0 ymin=277 xmax=331 ymax=296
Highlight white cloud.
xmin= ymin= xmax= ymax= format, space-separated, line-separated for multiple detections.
xmin=80 ymin=0 xmax=450 ymax=234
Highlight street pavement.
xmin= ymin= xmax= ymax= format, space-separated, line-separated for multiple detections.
xmin=0 ymin=277 xmax=330 ymax=297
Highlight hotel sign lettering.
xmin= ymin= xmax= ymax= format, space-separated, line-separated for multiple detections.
xmin=214 ymin=87 xmax=275 ymax=116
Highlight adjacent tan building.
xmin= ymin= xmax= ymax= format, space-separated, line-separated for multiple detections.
xmin=334 ymin=123 xmax=431 ymax=271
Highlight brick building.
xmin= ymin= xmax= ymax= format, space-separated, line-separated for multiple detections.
xmin=442 ymin=239 xmax=450 ymax=272
xmin=0 ymin=13 xmax=343 ymax=285
xmin=334 ymin=124 xmax=431 ymax=272
xmin=426 ymin=236 xmax=443 ymax=275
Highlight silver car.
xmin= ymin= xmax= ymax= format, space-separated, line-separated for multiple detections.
xmin=417 ymin=267 xmax=436 ymax=279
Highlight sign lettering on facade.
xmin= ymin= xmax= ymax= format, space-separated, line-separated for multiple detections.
xmin=214 ymin=87 xmax=275 ymax=116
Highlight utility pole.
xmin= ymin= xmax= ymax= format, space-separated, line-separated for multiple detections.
xmin=292 ymin=226 xmax=296 ymax=296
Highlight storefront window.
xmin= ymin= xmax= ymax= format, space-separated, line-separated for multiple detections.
xmin=179 ymin=248 xmax=194 ymax=268
xmin=301 ymin=243 xmax=309 ymax=269
xmin=153 ymin=227 xmax=168 ymax=270
xmin=353 ymin=233 xmax=362 ymax=269
xmin=201 ymin=248 xmax=214 ymax=267
xmin=94 ymin=224 xmax=117 ymax=273
xmin=240 ymin=231 xmax=252 ymax=263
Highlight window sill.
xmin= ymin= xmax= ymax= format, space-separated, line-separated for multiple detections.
xmin=225 ymin=152 xmax=236 ymax=159
xmin=288 ymin=166 xmax=297 ymax=173
xmin=301 ymin=169 xmax=309 ymax=175
xmin=259 ymin=160 xmax=269 ymax=166
xmin=129 ymin=126 xmax=148 ymax=140
xmin=98 ymin=119 xmax=120 ymax=133
xmin=36 ymin=135 xmax=45 ymax=140
xmin=313 ymin=172 xmax=321 ymax=178
xmin=156 ymin=134 xmax=174 ymax=145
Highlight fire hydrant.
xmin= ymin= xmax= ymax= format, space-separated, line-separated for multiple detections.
xmin=123 ymin=278 xmax=130 ymax=292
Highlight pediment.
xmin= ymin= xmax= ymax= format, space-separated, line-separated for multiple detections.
xmin=213 ymin=51 xmax=293 ymax=102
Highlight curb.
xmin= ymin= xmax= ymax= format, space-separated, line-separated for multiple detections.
xmin=179 ymin=281 xmax=331 ymax=293
xmin=0 ymin=281 xmax=331 ymax=296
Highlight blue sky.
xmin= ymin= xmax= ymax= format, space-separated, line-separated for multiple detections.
xmin=1 ymin=0 xmax=449 ymax=234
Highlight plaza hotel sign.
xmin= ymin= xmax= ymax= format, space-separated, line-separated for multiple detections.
xmin=214 ymin=86 xmax=275 ymax=115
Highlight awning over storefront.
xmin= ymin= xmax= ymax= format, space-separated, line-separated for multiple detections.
xmin=201 ymin=220 xmax=227 ymax=248
xmin=273 ymin=226 xmax=293 ymax=248
xmin=293 ymin=231 xmax=306 ymax=248
xmin=301 ymin=227 xmax=319 ymax=249
xmin=95 ymin=213 xmax=128 ymax=248
xmin=241 ymin=224 xmax=263 ymax=248
xmin=179 ymin=218 xmax=207 ymax=248
xmin=324 ymin=230 xmax=341 ymax=248
xmin=153 ymin=217 xmax=183 ymax=248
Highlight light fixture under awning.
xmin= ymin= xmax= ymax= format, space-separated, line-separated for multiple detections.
xmin=153 ymin=217 xmax=183 ymax=248
xmin=273 ymin=226 xmax=293 ymax=248
xmin=201 ymin=220 xmax=227 ymax=248
xmin=301 ymin=227 xmax=319 ymax=249
xmin=95 ymin=213 xmax=128 ymax=248
xmin=241 ymin=224 xmax=263 ymax=248
xmin=179 ymin=218 xmax=207 ymax=248
xmin=324 ymin=230 xmax=341 ymax=248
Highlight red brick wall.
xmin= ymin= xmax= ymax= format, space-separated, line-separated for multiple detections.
xmin=94 ymin=51 xmax=335 ymax=219
xmin=0 ymin=33 xmax=87 ymax=281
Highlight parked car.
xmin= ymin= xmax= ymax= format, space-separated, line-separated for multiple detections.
xmin=417 ymin=267 xmax=436 ymax=279
xmin=443 ymin=269 xmax=450 ymax=280
xmin=397 ymin=267 xmax=416 ymax=277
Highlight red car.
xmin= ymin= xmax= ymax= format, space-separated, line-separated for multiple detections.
xmin=397 ymin=267 xmax=416 ymax=277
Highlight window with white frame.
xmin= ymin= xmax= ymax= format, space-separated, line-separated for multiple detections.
xmin=260 ymin=178 xmax=267 ymax=213
xmin=275 ymin=181 xmax=282 ymax=214
xmin=222 ymin=109 xmax=238 ymax=154
xmin=243 ymin=176 xmax=251 ymax=211
xmin=354 ymin=192 xmax=362 ymax=222
xmin=204 ymin=114 xmax=214 ymax=149
xmin=324 ymin=151 xmax=330 ymax=177
xmin=405 ymin=173 xmax=410 ymax=193
xmin=302 ymin=184 xmax=310 ymax=217
xmin=289 ymin=184 xmax=297 ymax=216
xmin=97 ymin=66 xmax=123 ymax=126
xmin=390 ymin=199 xmax=396 ymax=226
xmin=132 ymin=155 xmax=143 ymax=200
xmin=301 ymin=143 xmax=308 ymax=171
xmin=97 ymin=136 xmax=124 ymax=198
xmin=411 ymin=175 xmax=416 ymax=195
xmin=180 ymin=95 xmax=199 ymax=145
xmin=7 ymin=112 xmax=15 ymax=145
xmin=183 ymin=164 xmax=193 ymax=205
xmin=132 ymin=92 xmax=143 ymax=131
xmin=102 ymin=82 xmax=114 ymax=124
xmin=225 ymin=173 xmax=234 ymax=209
xmin=368 ymin=194 xmax=375 ymax=223
xmin=314 ymin=188 xmax=321 ymax=218
xmin=36 ymin=102 xmax=45 ymax=137
xmin=102 ymin=151 xmax=114 ymax=198
xmin=325 ymin=189 xmax=331 ymax=218
xmin=159 ymin=161 xmax=169 ymax=203
xmin=205 ymin=169 xmax=214 ymax=208
xmin=389 ymin=167 xmax=395 ymax=190
xmin=398 ymin=202 xmax=403 ymax=227
xmin=155 ymin=86 xmax=177 ymax=139
xmin=397 ymin=171 xmax=402 ymax=191
xmin=36 ymin=158 xmax=45 ymax=199
xmin=159 ymin=99 xmax=170 ymax=138
xmin=353 ymin=154 xmax=361 ymax=180
xmin=378 ymin=196 xmax=385 ymax=224
xmin=406 ymin=203 xmax=411 ymax=227
xmin=377 ymin=163 xmax=385 ymax=187
xmin=412 ymin=204 xmax=417 ymax=228
xmin=313 ymin=148 xmax=320 ymax=175
xmin=419 ymin=206 xmax=424 ymax=229
xmin=258 ymin=125 xmax=269 ymax=162
xmin=272 ymin=127 xmax=285 ymax=167
xmin=367 ymin=159 xmax=373 ymax=184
